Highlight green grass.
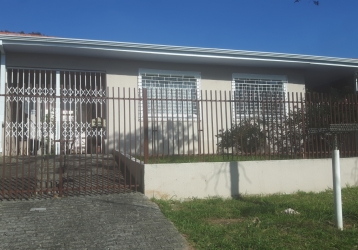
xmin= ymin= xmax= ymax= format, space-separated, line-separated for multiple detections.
xmin=153 ymin=186 xmax=358 ymax=250
xmin=138 ymin=154 xmax=294 ymax=164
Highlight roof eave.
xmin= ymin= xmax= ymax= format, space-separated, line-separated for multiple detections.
xmin=1 ymin=34 xmax=358 ymax=69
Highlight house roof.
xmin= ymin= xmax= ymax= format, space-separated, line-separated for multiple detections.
xmin=0 ymin=34 xmax=357 ymax=88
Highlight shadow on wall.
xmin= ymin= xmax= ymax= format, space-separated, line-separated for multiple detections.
xmin=203 ymin=161 xmax=252 ymax=198
xmin=229 ymin=161 xmax=252 ymax=197
xmin=230 ymin=161 xmax=239 ymax=197
xmin=107 ymin=120 xmax=208 ymax=157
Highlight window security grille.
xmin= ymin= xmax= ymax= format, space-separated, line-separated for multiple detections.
xmin=138 ymin=70 xmax=200 ymax=119
xmin=5 ymin=68 xmax=106 ymax=155
xmin=232 ymin=76 xmax=287 ymax=118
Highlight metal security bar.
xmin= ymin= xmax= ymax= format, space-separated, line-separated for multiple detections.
xmin=233 ymin=76 xmax=287 ymax=118
xmin=138 ymin=69 xmax=201 ymax=120
xmin=0 ymin=70 xmax=144 ymax=200
xmin=144 ymin=90 xmax=358 ymax=161
xmin=1 ymin=82 xmax=358 ymax=199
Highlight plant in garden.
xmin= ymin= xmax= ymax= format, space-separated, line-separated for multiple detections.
xmin=216 ymin=92 xmax=358 ymax=158
xmin=216 ymin=119 xmax=265 ymax=154
xmin=264 ymin=104 xmax=331 ymax=157
xmin=265 ymin=95 xmax=353 ymax=156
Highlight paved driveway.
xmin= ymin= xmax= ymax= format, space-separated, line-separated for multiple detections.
xmin=0 ymin=193 xmax=189 ymax=249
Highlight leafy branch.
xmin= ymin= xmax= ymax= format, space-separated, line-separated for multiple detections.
xmin=294 ymin=0 xmax=319 ymax=6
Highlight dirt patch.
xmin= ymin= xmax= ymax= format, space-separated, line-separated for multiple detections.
xmin=344 ymin=223 xmax=355 ymax=229
xmin=207 ymin=218 xmax=245 ymax=225
xmin=182 ymin=234 xmax=197 ymax=250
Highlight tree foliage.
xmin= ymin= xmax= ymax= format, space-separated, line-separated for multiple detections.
xmin=0 ymin=30 xmax=44 ymax=36
xmin=294 ymin=0 xmax=319 ymax=6
xmin=216 ymin=119 xmax=265 ymax=154
xmin=216 ymin=94 xmax=357 ymax=157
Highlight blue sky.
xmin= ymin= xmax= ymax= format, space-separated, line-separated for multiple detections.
xmin=0 ymin=0 xmax=357 ymax=58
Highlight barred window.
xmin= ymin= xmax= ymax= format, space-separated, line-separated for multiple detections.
xmin=138 ymin=69 xmax=201 ymax=119
xmin=232 ymin=74 xmax=287 ymax=118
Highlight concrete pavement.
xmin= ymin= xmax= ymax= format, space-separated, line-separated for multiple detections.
xmin=0 ymin=193 xmax=189 ymax=250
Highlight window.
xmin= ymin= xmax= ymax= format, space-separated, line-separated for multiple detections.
xmin=232 ymin=73 xmax=287 ymax=118
xmin=138 ymin=69 xmax=201 ymax=119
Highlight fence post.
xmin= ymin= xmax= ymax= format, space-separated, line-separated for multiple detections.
xmin=59 ymin=84 xmax=63 ymax=197
xmin=197 ymin=91 xmax=201 ymax=155
xmin=143 ymin=88 xmax=149 ymax=164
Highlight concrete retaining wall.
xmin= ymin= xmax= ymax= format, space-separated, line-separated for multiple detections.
xmin=113 ymin=150 xmax=144 ymax=193
xmin=144 ymin=158 xmax=358 ymax=199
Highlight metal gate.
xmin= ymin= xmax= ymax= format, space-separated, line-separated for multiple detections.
xmin=0 ymin=68 xmax=141 ymax=200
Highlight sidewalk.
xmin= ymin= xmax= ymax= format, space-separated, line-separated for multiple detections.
xmin=0 ymin=193 xmax=189 ymax=249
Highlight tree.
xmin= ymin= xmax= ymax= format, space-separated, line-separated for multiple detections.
xmin=0 ymin=30 xmax=45 ymax=36
xmin=294 ymin=0 xmax=319 ymax=6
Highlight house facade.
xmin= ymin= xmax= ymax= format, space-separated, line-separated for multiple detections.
xmin=0 ymin=33 xmax=357 ymax=156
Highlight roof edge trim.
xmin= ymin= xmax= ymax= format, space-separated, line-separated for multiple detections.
xmin=1 ymin=34 xmax=358 ymax=68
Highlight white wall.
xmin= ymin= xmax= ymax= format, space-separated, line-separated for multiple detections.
xmin=144 ymin=158 xmax=358 ymax=199
xmin=6 ymin=52 xmax=306 ymax=93
xmin=5 ymin=52 xmax=307 ymax=155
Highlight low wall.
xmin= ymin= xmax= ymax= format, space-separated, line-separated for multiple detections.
xmin=113 ymin=150 xmax=144 ymax=193
xmin=144 ymin=158 xmax=358 ymax=199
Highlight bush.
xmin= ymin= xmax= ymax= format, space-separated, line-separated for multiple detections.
xmin=216 ymin=119 xmax=264 ymax=154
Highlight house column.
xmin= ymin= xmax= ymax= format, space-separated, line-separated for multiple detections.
xmin=55 ymin=71 xmax=61 ymax=155
xmin=0 ymin=41 xmax=6 ymax=155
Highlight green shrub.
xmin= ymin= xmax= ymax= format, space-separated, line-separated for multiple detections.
xmin=216 ymin=119 xmax=264 ymax=154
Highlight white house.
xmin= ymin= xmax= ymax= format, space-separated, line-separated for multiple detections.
xmin=0 ymin=33 xmax=357 ymax=156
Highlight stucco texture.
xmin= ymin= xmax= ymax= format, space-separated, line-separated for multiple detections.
xmin=144 ymin=158 xmax=358 ymax=199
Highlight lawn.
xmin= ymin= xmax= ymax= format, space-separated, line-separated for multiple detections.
xmin=153 ymin=186 xmax=358 ymax=249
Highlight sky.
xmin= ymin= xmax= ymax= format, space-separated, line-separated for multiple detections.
xmin=0 ymin=0 xmax=357 ymax=58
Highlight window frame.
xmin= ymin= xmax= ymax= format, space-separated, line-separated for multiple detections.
xmin=138 ymin=69 xmax=201 ymax=120
xmin=231 ymin=73 xmax=288 ymax=119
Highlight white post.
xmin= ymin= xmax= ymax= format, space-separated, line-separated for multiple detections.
xmin=55 ymin=71 xmax=61 ymax=155
xmin=332 ymin=135 xmax=343 ymax=230
xmin=0 ymin=44 xmax=6 ymax=155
